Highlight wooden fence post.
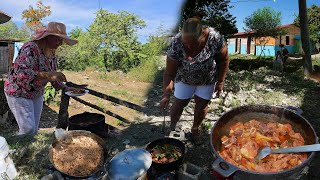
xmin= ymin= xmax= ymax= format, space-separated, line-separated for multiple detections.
xmin=57 ymin=89 xmax=70 ymax=129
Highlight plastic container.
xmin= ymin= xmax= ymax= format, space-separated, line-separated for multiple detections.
xmin=0 ymin=136 xmax=18 ymax=180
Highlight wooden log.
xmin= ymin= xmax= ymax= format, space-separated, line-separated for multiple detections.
xmin=71 ymin=96 xmax=130 ymax=124
xmin=66 ymin=82 xmax=144 ymax=112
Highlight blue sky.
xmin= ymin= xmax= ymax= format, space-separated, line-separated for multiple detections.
xmin=1 ymin=0 xmax=319 ymax=43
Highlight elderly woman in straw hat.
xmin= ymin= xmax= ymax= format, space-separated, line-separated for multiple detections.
xmin=4 ymin=22 xmax=79 ymax=136
xmin=160 ymin=15 xmax=229 ymax=144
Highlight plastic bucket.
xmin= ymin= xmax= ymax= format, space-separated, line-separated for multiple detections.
xmin=0 ymin=136 xmax=18 ymax=180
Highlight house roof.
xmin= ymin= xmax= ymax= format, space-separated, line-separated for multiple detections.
xmin=0 ymin=39 xmax=23 ymax=43
xmin=0 ymin=10 xmax=11 ymax=24
xmin=233 ymin=31 xmax=255 ymax=36
xmin=231 ymin=23 xmax=298 ymax=38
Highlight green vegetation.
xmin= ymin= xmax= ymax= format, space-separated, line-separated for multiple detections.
xmin=57 ymin=9 xmax=146 ymax=72
xmin=244 ymin=7 xmax=286 ymax=57
xmin=179 ymin=0 xmax=238 ymax=37
xmin=43 ymin=84 xmax=56 ymax=105
xmin=3 ymin=131 xmax=54 ymax=180
xmin=0 ymin=21 xmax=28 ymax=40
xmin=294 ymin=5 xmax=320 ymax=44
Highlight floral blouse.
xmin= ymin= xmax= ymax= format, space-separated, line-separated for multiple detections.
xmin=167 ymin=27 xmax=225 ymax=85
xmin=4 ymin=41 xmax=64 ymax=99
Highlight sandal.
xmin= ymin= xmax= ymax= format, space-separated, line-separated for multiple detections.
xmin=185 ymin=128 xmax=204 ymax=145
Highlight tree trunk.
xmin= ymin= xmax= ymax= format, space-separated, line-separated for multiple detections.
xmin=298 ymin=0 xmax=312 ymax=75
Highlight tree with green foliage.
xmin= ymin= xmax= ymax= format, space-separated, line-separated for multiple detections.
xmin=244 ymin=7 xmax=286 ymax=57
xmin=0 ymin=21 xmax=28 ymax=40
xmin=294 ymin=5 xmax=320 ymax=44
xmin=142 ymin=24 xmax=169 ymax=57
xmin=89 ymin=9 xmax=146 ymax=72
xmin=178 ymin=0 xmax=237 ymax=37
xmin=22 ymin=0 xmax=51 ymax=33
xmin=56 ymin=9 xmax=146 ymax=72
xmin=69 ymin=27 xmax=83 ymax=39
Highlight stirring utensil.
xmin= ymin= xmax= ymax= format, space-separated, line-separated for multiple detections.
xmin=162 ymin=108 xmax=166 ymax=135
xmin=256 ymin=144 xmax=320 ymax=160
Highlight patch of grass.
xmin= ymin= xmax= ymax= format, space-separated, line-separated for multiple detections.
xmin=115 ymin=119 xmax=124 ymax=126
xmin=111 ymin=89 xmax=129 ymax=97
xmin=260 ymin=91 xmax=286 ymax=105
xmin=3 ymin=131 xmax=54 ymax=179
xmin=98 ymin=71 xmax=124 ymax=84
xmin=313 ymin=58 xmax=320 ymax=67
xmin=201 ymin=120 xmax=213 ymax=132
xmin=230 ymin=98 xmax=241 ymax=107
xmin=96 ymin=99 xmax=106 ymax=109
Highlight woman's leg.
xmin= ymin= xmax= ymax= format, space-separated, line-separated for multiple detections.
xmin=5 ymin=94 xmax=35 ymax=135
xmin=170 ymin=97 xmax=190 ymax=130
xmin=192 ymin=95 xmax=210 ymax=135
xmin=171 ymin=82 xmax=195 ymax=130
xmin=33 ymin=96 xmax=44 ymax=134
xmin=192 ymin=84 xmax=215 ymax=135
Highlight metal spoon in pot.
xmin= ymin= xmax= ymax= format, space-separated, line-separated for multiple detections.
xmin=256 ymin=144 xmax=320 ymax=160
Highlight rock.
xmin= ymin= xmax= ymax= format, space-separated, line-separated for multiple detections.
xmin=112 ymin=149 xmax=119 ymax=155
xmin=265 ymin=88 xmax=274 ymax=92
xmin=211 ymin=98 xmax=222 ymax=104
xmin=223 ymin=94 xmax=234 ymax=108
xmin=41 ymin=174 xmax=54 ymax=180
xmin=123 ymin=139 xmax=130 ymax=145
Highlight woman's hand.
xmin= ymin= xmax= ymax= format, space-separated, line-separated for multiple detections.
xmin=47 ymin=72 xmax=67 ymax=82
xmin=215 ymin=82 xmax=224 ymax=97
xmin=160 ymin=96 xmax=170 ymax=111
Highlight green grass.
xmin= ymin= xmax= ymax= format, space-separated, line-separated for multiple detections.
xmin=3 ymin=131 xmax=54 ymax=179
xmin=98 ymin=71 xmax=124 ymax=84
xmin=313 ymin=58 xmax=320 ymax=67
xmin=201 ymin=120 xmax=213 ymax=132
xmin=96 ymin=99 xmax=106 ymax=109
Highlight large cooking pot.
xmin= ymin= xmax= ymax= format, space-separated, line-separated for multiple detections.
xmin=68 ymin=112 xmax=108 ymax=138
xmin=49 ymin=131 xmax=108 ymax=179
xmin=146 ymin=137 xmax=185 ymax=172
xmin=210 ymin=105 xmax=318 ymax=180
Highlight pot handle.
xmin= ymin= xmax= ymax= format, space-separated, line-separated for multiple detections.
xmin=212 ymin=156 xmax=238 ymax=178
xmin=285 ymin=106 xmax=303 ymax=116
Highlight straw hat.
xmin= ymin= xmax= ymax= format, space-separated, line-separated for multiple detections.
xmin=0 ymin=10 xmax=11 ymax=24
xmin=32 ymin=22 xmax=78 ymax=45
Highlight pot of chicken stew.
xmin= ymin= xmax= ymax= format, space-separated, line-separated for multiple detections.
xmin=210 ymin=105 xmax=318 ymax=180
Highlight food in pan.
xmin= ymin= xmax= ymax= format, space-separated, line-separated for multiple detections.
xmin=52 ymin=134 xmax=103 ymax=177
xmin=218 ymin=120 xmax=307 ymax=172
xmin=71 ymin=89 xmax=86 ymax=94
xmin=150 ymin=144 xmax=182 ymax=164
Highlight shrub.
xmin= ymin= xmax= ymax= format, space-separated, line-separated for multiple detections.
xmin=229 ymin=58 xmax=273 ymax=72
xmin=43 ymin=85 xmax=57 ymax=105
xmin=128 ymin=56 xmax=163 ymax=83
